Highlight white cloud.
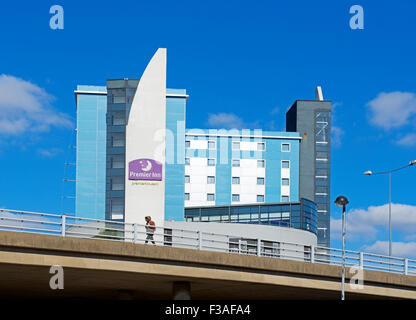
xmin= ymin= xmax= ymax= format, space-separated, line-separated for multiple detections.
xmin=0 ymin=74 xmax=73 ymax=136
xmin=207 ymin=113 xmax=245 ymax=129
xmin=332 ymin=102 xmax=342 ymax=110
xmin=396 ymin=133 xmax=416 ymax=147
xmin=363 ymin=241 xmax=416 ymax=258
xmin=331 ymin=203 xmax=416 ymax=242
xmin=37 ymin=148 xmax=62 ymax=158
xmin=366 ymin=91 xmax=416 ymax=130
xmin=270 ymin=106 xmax=279 ymax=115
xmin=331 ymin=126 xmax=344 ymax=147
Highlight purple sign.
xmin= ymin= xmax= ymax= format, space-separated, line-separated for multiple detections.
xmin=128 ymin=159 xmax=162 ymax=181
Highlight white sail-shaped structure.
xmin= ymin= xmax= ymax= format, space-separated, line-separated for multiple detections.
xmin=125 ymin=48 xmax=167 ymax=228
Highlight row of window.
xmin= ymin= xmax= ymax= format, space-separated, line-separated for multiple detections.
xmin=185 ymin=193 xmax=265 ymax=202
xmin=110 ymin=136 xmax=292 ymax=154
xmin=109 ymin=156 xmax=290 ymax=170
xmin=232 ymin=177 xmax=264 ymax=185
xmin=232 ymin=141 xmax=265 ymax=151
xmin=184 ymin=193 xmax=290 ymax=203
xmin=185 ymin=158 xmax=290 ymax=168
xmin=184 ymin=176 xmax=267 ymax=185
xmin=111 ymin=175 xmax=289 ymax=190
xmin=185 ymin=141 xmax=291 ymax=152
xmin=184 ymin=176 xmax=290 ymax=186
xmin=110 ymin=139 xmax=291 ymax=153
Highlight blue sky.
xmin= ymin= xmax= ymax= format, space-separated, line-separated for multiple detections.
xmin=0 ymin=0 xmax=415 ymax=257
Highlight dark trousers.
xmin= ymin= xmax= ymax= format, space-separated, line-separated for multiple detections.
xmin=145 ymin=232 xmax=155 ymax=244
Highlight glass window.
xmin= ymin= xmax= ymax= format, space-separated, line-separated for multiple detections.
xmin=316 ymin=161 xmax=329 ymax=169
xmin=232 ymin=177 xmax=240 ymax=184
xmin=232 ymin=159 xmax=240 ymax=167
xmin=257 ymin=160 xmax=265 ymax=168
xmin=316 ymin=151 xmax=328 ymax=159
xmin=316 ymin=114 xmax=330 ymax=143
xmin=111 ymin=176 xmax=124 ymax=191
xmin=207 ymin=176 xmax=215 ymax=184
xmin=257 ymin=177 xmax=265 ymax=185
xmin=282 ymin=178 xmax=289 ymax=186
xmin=281 ymin=143 xmax=290 ymax=152
xmin=207 ymin=193 xmax=215 ymax=201
xmin=257 ymin=142 xmax=265 ymax=151
xmin=108 ymin=81 xmax=125 ymax=89
xmin=316 ymin=112 xmax=329 ymax=122
xmin=317 ymin=203 xmax=329 ymax=211
xmin=269 ymin=212 xmax=282 ymax=219
xmin=251 ymin=212 xmax=259 ymax=220
xmin=221 ymin=215 xmax=230 ymax=222
xmin=260 ymin=209 xmax=269 ymax=217
xmin=230 ymin=215 xmax=238 ymax=221
xmin=208 ymin=141 xmax=216 ymax=149
xmin=232 ymin=194 xmax=240 ymax=202
xmin=111 ymin=155 xmax=124 ymax=169
xmin=185 ymin=193 xmax=190 ymax=200
xmin=316 ymin=144 xmax=329 ymax=152
xmin=208 ymin=159 xmax=216 ymax=166
xmin=239 ymin=214 xmax=250 ymax=220
xmin=281 ymin=196 xmax=289 ymax=202
xmin=282 ymin=160 xmax=290 ymax=169
xmin=316 ymin=178 xmax=328 ymax=186
xmin=112 ymin=112 xmax=125 ymax=125
xmin=113 ymin=95 xmax=126 ymax=104
xmin=257 ymin=195 xmax=265 ymax=202
xmin=185 ymin=140 xmax=190 ymax=148
xmin=232 ymin=142 xmax=240 ymax=150
xmin=315 ymin=168 xmax=328 ymax=177
xmin=315 ymin=195 xmax=328 ymax=204
xmin=112 ymin=133 xmax=125 ymax=147
xmin=185 ymin=175 xmax=190 ymax=183
xmin=316 ymin=186 xmax=328 ymax=194
xmin=185 ymin=158 xmax=190 ymax=165
xmin=111 ymin=199 xmax=123 ymax=215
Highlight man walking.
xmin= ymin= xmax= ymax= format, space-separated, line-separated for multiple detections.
xmin=145 ymin=216 xmax=156 ymax=245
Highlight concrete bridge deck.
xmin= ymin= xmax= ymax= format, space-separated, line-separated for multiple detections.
xmin=0 ymin=231 xmax=415 ymax=300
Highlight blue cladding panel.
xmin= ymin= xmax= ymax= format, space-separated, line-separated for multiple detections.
xmin=264 ymin=139 xmax=280 ymax=203
xmin=264 ymin=138 xmax=300 ymax=203
xmin=215 ymin=136 xmax=231 ymax=205
xmin=75 ymin=90 xmax=107 ymax=220
xmin=289 ymin=140 xmax=300 ymax=202
xmin=164 ymin=95 xmax=187 ymax=221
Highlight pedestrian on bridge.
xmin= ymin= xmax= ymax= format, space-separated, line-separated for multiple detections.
xmin=145 ymin=216 xmax=156 ymax=245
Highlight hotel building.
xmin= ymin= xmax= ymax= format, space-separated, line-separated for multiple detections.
xmin=74 ymin=49 xmax=331 ymax=246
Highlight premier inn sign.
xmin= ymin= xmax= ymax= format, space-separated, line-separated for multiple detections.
xmin=128 ymin=159 xmax=162 ymax=181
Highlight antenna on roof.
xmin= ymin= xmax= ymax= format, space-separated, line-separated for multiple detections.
xmin=315 ymin=86 xmax=324 ymax=101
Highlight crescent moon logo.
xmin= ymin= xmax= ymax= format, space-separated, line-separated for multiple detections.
xmin=142 ymin=160 xmax=152 ymax=172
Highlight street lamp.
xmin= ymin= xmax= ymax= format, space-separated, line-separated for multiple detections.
xmin=335 ymin=195 xmax=349 ymax=301
xmin=363 ymin=160 xmax=416 ymax=258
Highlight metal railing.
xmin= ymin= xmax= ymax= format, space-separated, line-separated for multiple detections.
xmin=0 ymin=208 xmax=415 ymax=276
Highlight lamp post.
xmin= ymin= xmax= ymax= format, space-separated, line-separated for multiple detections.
xmin=335 ymin=195 xmax=349 ymax=301
xmin=364 ymin=160 xmax=416 ymax=258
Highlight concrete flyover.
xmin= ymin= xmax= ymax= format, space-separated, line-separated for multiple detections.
xmin=0 ymin=231 xmax=415 ymax=300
